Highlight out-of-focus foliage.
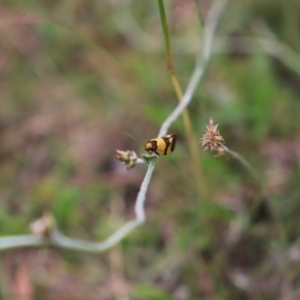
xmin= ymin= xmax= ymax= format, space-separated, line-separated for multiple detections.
xmin=0 ymin=0 xmax=300 ymax=299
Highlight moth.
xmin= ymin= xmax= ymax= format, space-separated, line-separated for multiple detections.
xmin=144 ymin=133 xmax=177 ymax=156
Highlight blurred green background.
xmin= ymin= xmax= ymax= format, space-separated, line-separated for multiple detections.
xmin=0 ymin=0 xmax=300 ymax=299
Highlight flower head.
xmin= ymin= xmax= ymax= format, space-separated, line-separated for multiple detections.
xmin=115 ymin=149 xmax=138 ymax=170
xmin=30 ymin=212 xmax=56 ymax=238
xmin=200 ymin=117 xmax=225 ymax=156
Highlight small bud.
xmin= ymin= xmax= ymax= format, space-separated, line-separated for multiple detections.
xmin=115 ymin=150 xmax=138 ymax=170
xmin=30 ymin=212 xmax=56 ymax=238
xmin=200 ymin=117 xmax=225 ymax=156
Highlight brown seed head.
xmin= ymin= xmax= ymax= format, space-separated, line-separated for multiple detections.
xmin=115 ymin=150 xmax=137 ymax=170
xmin=200 ymin=117 xmax=225 ymax=155
xmin=30 ymin=212 xmax=56 ymax=238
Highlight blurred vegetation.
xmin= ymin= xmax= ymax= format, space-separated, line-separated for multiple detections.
xmin=0 ymin=0 xmax=300 ymax=299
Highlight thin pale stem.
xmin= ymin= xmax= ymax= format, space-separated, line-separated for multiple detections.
xmin=159 ymin=0 xmax=229 ymax=137
xmin=0 ymin=162 xmax=156 ymax=252
xmin=221 ymin=145 xmax=287 ymax=245
xmin=221 ymin=145 xmax=260 ymax=181
xmin=0 ymin=235 xmax=47 ymax=251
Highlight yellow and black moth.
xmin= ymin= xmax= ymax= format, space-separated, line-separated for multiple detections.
xmin=144 ymin=133 xmax=177 ymax=156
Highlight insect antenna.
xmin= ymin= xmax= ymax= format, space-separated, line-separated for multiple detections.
xmin=121 ymin=132 xmax=143 ymax=147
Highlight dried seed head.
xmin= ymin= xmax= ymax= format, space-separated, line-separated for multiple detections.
xmin=200 ymin=117 xmax=225 ymax=156
xmin=30 ymin=212 xmax=56 ymax=238
xmin=115 ymin=150 xmax=137 ymax=170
